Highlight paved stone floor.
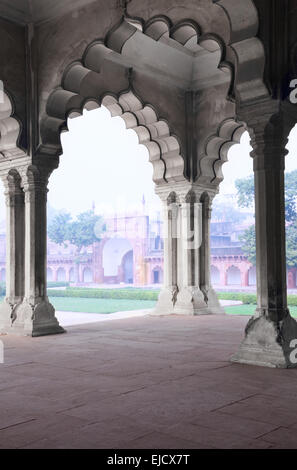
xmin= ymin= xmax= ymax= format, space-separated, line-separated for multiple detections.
xmin=0 ymin=314 xmax=297 ymax=449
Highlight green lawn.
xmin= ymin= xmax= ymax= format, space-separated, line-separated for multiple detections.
xmin=2 ymin=294 xmax=297 ymax=317
xmin=49 ymin=297 xmax=157 ymax=314
xmin=225 ymin=304 xmax=297 ymax=318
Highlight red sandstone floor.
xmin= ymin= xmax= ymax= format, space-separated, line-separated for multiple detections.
xmin=0 ymin=314 xmax=296 ymax=449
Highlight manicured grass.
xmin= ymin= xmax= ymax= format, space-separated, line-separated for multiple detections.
xmin=225 ymin=304 xmax=297 ymax=318
xmin=2 ymin=293 xmax=297 ymax=317
xmin=49 ymin=296 xmax=157 ymax=314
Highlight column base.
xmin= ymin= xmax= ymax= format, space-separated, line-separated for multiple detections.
xmin=0 ymin=299 xmax=65 ymax=337
xmin=231 ymin=310 xmax=297 ymax=368
xmin=202 ymin=287 xmax=225 ymax=315
xmin=151 ymin=286 xmax=178 ymax=316
xmin=174 ymin=287 xmax=210 ymax=315
xmin=0 ymin=300 xmax=17 ymax=333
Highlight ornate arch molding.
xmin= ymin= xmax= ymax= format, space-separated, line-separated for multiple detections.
xmin=123 ymin=0 xmax=267 ymax=102
xmin=199 ymin=118 xmax=246 ymax=186
xmin=213 ymin=0 xmax=267 ymax=103
xmin=0 ymin=90 xmax=25 ymax=160
xmin=43 ymin=88 xmax=184 ymax=185
xmin=41 ymin=14 xmax=234 ymax=184
xmin=42 ymin=2 xmax=266 ymax=184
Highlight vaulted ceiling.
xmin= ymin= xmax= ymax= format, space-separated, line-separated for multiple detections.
xmin=0 ymin=0 xmax=98 ymax=24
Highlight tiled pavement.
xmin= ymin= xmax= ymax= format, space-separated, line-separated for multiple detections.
xmin=0 ymin=313 xmax=297 ymax=449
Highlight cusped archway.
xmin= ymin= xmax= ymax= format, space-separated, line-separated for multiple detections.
xmin=40 ymin=4 xmax=267 ymax=187
xmin=0 ymin=89 xmax=23 ymax=159
xmin=226 ymin=265 xmax=241 ymax=286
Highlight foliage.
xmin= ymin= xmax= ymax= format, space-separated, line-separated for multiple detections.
xmin=67 ymin=211 xmax=104 ymax=251
xmin=47 ymin=282 xmax=70 ymax=288
xmin=235 ymin=170 xmax=297 ymax=268
xmin=217 ymin=292 xmax=257 ymax=304
xmin=235 ymin=170 xmax=297 ymax=223
xmin=211 ymin=200 xmax=248 ymax=224
xmin=48 ymin=210 xmax=105 ymax=252
xmin=285 ymin=170 xmax=297 ymax=223
xmin=48 ymin=213 xmax=72 ymax=247
xmin=224 ymin=304 xmax=297 ymax=317
xmin=239 ymin=225 xmax=256 ymax=265
xmin=0 ymin=282 xmax=5 ymax=296
xmin=217 ymin=292 xmax=297 ymax=307
xmin=48 ymin=287 xmax=160 ymax=301
xmin=235 ymin=175 xmax=254 ymax=210
xmin=286 ymin=222 xmax=297 ymax=268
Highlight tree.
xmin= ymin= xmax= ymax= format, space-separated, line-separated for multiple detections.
xmin=48 ymin=210 xmax=105 ymax=282
xmin=48 ymin=212 xmax=72 ymax=247
xmin=239 ymin=225 xmax=256 ymax=265
xmin=211 ymin=200 xmax=248 ymax=224
xmin=235 ymin=170 xmax=297 ymax=223
xmin=284 ymin=170 xmax=297 ymax=223
xmin=235 ymin=175 xmax=254 ymax=210
xmin=236 ymin=170 xmax=297 ymax=268
xmin=286 ymin=222 xmax=297 ymax=268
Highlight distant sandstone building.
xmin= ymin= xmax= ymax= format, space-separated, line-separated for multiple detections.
xmin=0 ymin=211 xmax=296 ymax=289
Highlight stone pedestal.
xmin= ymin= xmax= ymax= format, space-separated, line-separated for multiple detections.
xmin=231 ymin=310 xmax=297 ymax=368
xmin=10 ymin=300 xmax=64 ymax=337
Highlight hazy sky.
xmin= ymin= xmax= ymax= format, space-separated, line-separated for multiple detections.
xmin=0 ymin=107 xmax=297 ymax=219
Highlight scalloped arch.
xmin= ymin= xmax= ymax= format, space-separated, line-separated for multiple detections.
xmin=46 ymin=89 xmax=185 ymax=185
xmin=0 ymin=90 xmax=23 ymax=158
xmin=199 ymin=118 xmax=247 ymax=186
xmin=42 ymin=3 xmax=267 ymax=187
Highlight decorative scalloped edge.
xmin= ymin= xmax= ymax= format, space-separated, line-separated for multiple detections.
xmin=41 ymin=4 xmax=267 ymax=185
xmin=199 ymin=118 xmax=246 ymax=186
xmin=0 ymin=90 xmax=24 ymax=160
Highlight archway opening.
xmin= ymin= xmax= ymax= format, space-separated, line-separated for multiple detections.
xmin=226 ymin=266 xmax=241 ymax=286
xmin=248 ymin=266 xmax=256 ymax=286
xmin=210 ymin=265 xmax=220 ymax=285
xmin=152 ymin=266 xmax=163 ymax=285
xmin=83 ymin=268 xmax=93 ymax=284
xmin=47 ymin=103 xmax=163 ymax=320
xmin=285 ymin=123 xmax=297 ymax=297
xmin=122 ymin=250 xmax=134 ymax=284
xmin=210 ymin=130 xmax=255 ymax=312
xmin=57 ymin=267 xmax=66 ymax=282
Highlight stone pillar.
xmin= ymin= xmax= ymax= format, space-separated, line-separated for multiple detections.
xmin=153 ymin=191 xmax=178 ymax=314
xmin=153 ymin=183 xmax=222 ymax=315
xmin=232 ymin=104 xmax=297 ymax=368
xmin=174 ymin=189 xmax=209 ymax=315
xmin=199 ymin=194 xmax=224 ymax=314
xmin=0 ymin=170 xmax=25 ymax=332
xmin=11 ymin=166 xmax=65 ymax=336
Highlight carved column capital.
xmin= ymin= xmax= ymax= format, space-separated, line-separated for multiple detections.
xmin=155 ymin=182 xmax=218 ymax=205
xmin=238 ymin=100 xmax=297 ymax=171
xmin=0 ymin=170 xmax=24 ymax=207
xmin=21 ymin=165 xmax=50 ymax=203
